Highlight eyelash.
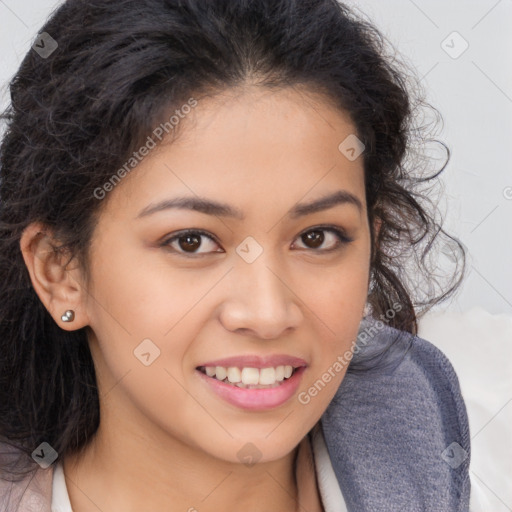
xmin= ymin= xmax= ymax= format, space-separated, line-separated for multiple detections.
xmin=160 ymin=225 xmax=354 ymax=257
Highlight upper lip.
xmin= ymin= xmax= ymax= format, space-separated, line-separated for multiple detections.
xmin=197 ymin=354 xmax=308 ymax=369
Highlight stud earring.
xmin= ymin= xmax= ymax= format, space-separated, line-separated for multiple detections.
xmin=61 ymin=310 xmax=75 ymax=322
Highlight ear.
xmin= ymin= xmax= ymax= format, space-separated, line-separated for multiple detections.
xmin=19 ymin=222 xmax=90 ymax=330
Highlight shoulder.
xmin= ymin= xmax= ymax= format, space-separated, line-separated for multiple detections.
xmin=0 ymin=442 xmax=53 ymax=512
xmin=321 ymin=320 xmax=471 ymax=511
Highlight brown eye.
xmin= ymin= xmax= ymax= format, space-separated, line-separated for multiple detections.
xmin=293 ymin=226 xmax=353 ymax=252
xmin=178 ymin=234 xmax=201 ymax=252
xmin=162 ymin=230 xmax=222 ymax=256
xmin=302 ymin=230 xmax=324 ymax=248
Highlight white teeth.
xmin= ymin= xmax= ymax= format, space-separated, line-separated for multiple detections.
xmin=241 ymin=367 xmax=259 ymax=385
xmin=259 ymin=367 xmax=276 ymax=385
xmin=202 ymin=364 xmax=299 ymax=386
xmin=215 ymin=366 xmax=227 ymax=380
xmin=227 ymin=367 xmax=241 ymax=383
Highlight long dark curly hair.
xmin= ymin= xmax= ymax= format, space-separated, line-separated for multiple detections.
xmin=0 ymin=0 xmax=466 ymax=481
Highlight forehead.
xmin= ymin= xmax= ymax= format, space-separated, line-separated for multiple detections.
xmin=102 ymin=85 xmax=366 ymax=221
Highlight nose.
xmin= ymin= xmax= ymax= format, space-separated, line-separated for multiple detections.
xmin=219 ymin=257 xmax=303 ymax=340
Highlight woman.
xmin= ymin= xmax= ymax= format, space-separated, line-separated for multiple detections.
xmin=0 ymin=0 xmax=470 ymax=510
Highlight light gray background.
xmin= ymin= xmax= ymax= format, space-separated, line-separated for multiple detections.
xmin=1 ymin=0 xmax=511 ymax=316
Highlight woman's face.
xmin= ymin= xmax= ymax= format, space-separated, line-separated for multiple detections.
xmin=81 ymin=86 xmax=372 ymax=464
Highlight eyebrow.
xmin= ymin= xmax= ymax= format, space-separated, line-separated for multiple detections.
xmin=136 ymin=190 xmax=363 ymax=220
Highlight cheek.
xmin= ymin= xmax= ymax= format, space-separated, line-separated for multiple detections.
xmin=295 ymin=252 xmax=369 ymax=407
xmin=85 ymin=240 xmax=236 ymax=400
xmin=300 ymin=252 xmax=369 ymax=334
xmin=87 ymin=239 xmax=218 ymax=339
xmin=84 ymin=248 xmax=210 ymax=438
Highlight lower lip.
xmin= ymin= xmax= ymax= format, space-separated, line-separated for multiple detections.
xmin=197 ymin=367 xmax=306 ymax=411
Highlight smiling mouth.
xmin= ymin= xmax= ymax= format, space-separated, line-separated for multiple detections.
xmin=196 ymin=365 xmax=300 ymax=389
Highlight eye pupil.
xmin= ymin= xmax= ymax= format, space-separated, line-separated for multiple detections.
xmin=179 ymin=234 xmax=201 ymax=252
xmin=303 ymin=230 xmax=324 ymax=248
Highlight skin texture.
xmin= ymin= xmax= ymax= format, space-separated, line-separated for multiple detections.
xmin=20 ymin=85 xmax=375 ymax=511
